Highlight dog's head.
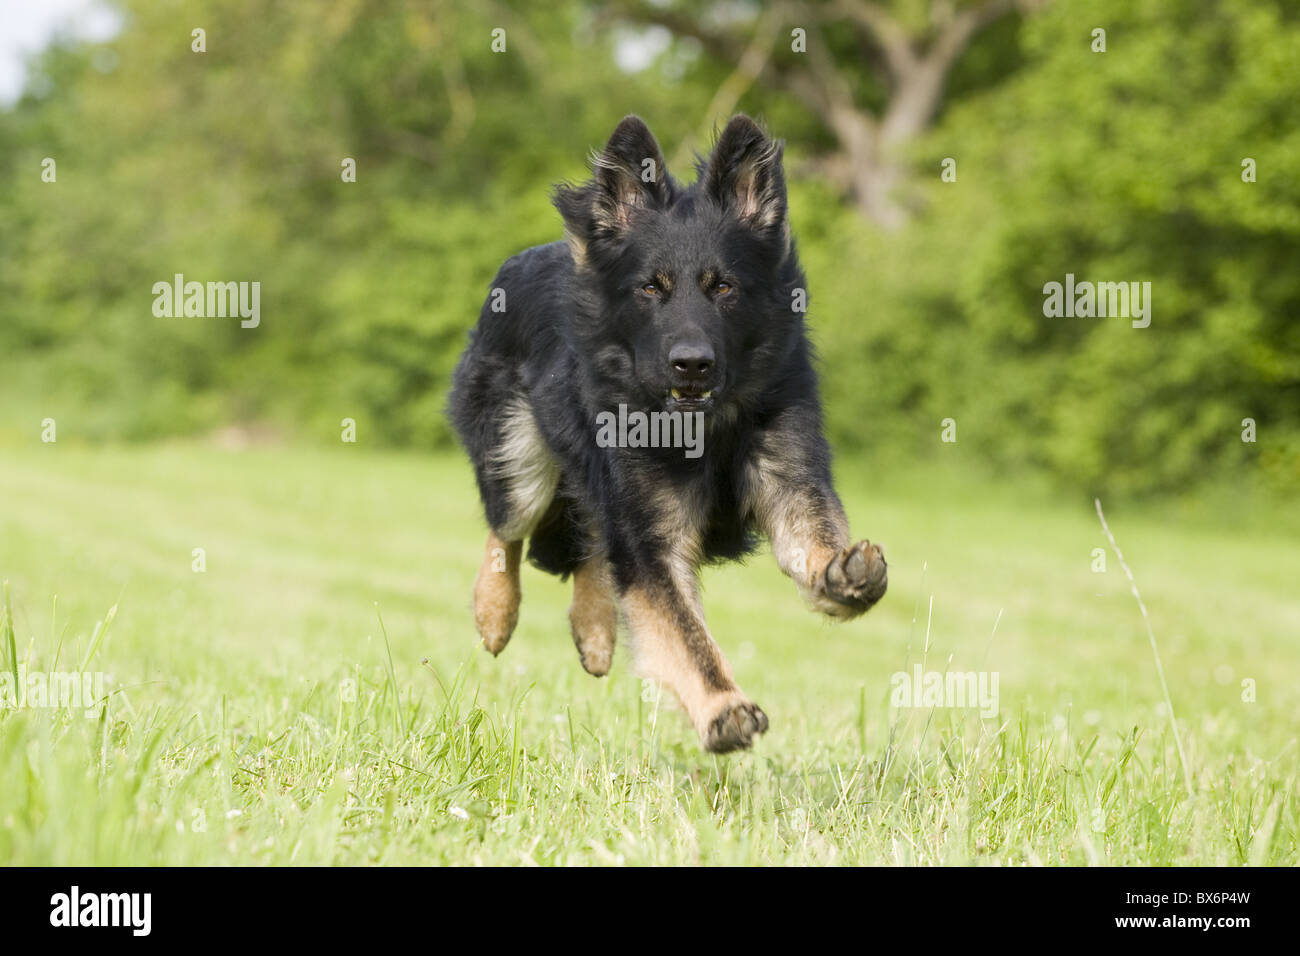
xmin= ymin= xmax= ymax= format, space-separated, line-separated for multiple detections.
xmin=554 ymin=115 xmax=806 ymax=419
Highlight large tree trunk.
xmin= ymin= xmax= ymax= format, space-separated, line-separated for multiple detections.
xmin=826 ymin=103 xmax=907 ymax=228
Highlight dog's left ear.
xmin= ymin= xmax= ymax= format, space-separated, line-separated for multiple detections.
xmin=702 ymin=115 xmax=787 ymax=239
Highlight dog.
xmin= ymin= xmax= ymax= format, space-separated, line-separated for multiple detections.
xmin=448 ymin=115 xmax=887 ymax=753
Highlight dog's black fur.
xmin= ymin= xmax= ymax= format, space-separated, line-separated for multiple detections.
xmin=448 ymin=115 xmax=887 ymax=753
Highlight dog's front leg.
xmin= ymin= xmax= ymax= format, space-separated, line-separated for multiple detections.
xmin=746 ymin=445 xmax=888 ymax=621
xmin=619 ymin=565 xmax=768 ymax=753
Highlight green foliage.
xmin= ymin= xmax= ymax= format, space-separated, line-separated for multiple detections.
xmin=817 ymin=0 xmax=1300 ymax=496
xmin=1 ymin=0 xmax=1295 ymax=496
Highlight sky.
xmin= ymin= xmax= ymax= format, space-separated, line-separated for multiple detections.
xmin=0 ymin=0 xmax=122 ymax=103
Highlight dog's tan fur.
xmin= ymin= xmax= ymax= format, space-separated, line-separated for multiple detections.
xmin=569 ymin=556 xmax=618 ymax=676
xmin=490 ymin=398 xmax=561 ymax=541
xmin=620 ymin=585 xmax=757 ymax=747
xmin=743 ymin=448 xmax=856 ymax=616
xmin=473 ymin=532 xmax=522 ymax=655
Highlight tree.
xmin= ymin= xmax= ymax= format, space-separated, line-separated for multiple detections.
xmin=604 ymin=0 xmax=1046 ymax=227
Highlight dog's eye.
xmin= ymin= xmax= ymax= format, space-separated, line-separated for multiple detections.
xmin=641 ymin=283 xmax=660 ymax=297
xmin=714 ymin=281 xmax=732 ymax=295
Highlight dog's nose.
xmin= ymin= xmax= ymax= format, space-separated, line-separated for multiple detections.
xmin=669 ymin=343 xmax=715 ymax=383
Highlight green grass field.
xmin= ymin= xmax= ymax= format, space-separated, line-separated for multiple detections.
xmin=0 ymin=441 xmax=1296 ymax=865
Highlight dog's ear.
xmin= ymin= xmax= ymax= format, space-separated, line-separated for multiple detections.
xmin=554 ymin=116 xmax=671 ymax=261
xmin=702 ymin=114 xmax=787 ymax=239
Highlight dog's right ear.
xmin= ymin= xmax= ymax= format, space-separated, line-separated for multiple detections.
xmin=554 ymin=116 xmax=671 ymax=263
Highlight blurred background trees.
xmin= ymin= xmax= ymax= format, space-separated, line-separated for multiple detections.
xmin=1 ymin=0 xmax=1296 ymax=498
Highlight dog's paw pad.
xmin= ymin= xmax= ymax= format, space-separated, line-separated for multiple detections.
xmin=824 ymin=540 xmax=887 ymax=612
xmin=704 ymin=700 xmax=769 ymax=753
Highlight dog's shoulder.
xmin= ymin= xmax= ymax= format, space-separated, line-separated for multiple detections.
xmin=492 ymin=240 xmax=574 ymax=290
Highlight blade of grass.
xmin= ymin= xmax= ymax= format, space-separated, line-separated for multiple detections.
xmin=2 ymin=581 xmax=17 ymax=692
xmin=1095 ymin=498 xmax=1192 ymax=796
xmin=78 ymin=601 xmax=119 ymax=674
xmin=374 ymin=603 xmax=407 ymax=739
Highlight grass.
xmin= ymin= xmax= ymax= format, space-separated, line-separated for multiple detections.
xmin=0 ymin=440 xmax=1296 ymax=865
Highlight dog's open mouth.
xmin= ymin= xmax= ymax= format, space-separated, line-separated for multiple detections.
xmin=667 ymin=388 xmax=716 ymax=411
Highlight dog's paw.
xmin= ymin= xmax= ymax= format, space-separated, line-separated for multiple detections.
xmin=822 ymin=540 xmax=887 ymax=616
xmin=473 ymin=579 xmax=519 ymax=656
xmin=703 ymin=699 xmax=769 ymax=754
xmin=577 ymin=644 xmax=613 ymax=677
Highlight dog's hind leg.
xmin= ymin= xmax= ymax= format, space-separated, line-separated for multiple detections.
xmin=474 ymin=531 xmax=522 ymax=655
xmin=569 ymin=556 xmax=618 ymax=676
xmin=470 ymin=396 xmax=561 ymax=656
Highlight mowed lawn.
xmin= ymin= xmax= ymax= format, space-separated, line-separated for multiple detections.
xmin=0 ymin=440 xmax=1296 ymax=865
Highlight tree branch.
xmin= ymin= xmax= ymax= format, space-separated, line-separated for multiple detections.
xmin=880 ymin=0 xmax=1017 ymax=145
xmin=826 ymin=0 xmax=919 ymax=77
xmin=670 ymin=6 xmax=784 ymax=170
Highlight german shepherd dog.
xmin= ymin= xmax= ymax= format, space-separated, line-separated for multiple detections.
xmin=448 ymin=115 xmax=887 ymax=753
